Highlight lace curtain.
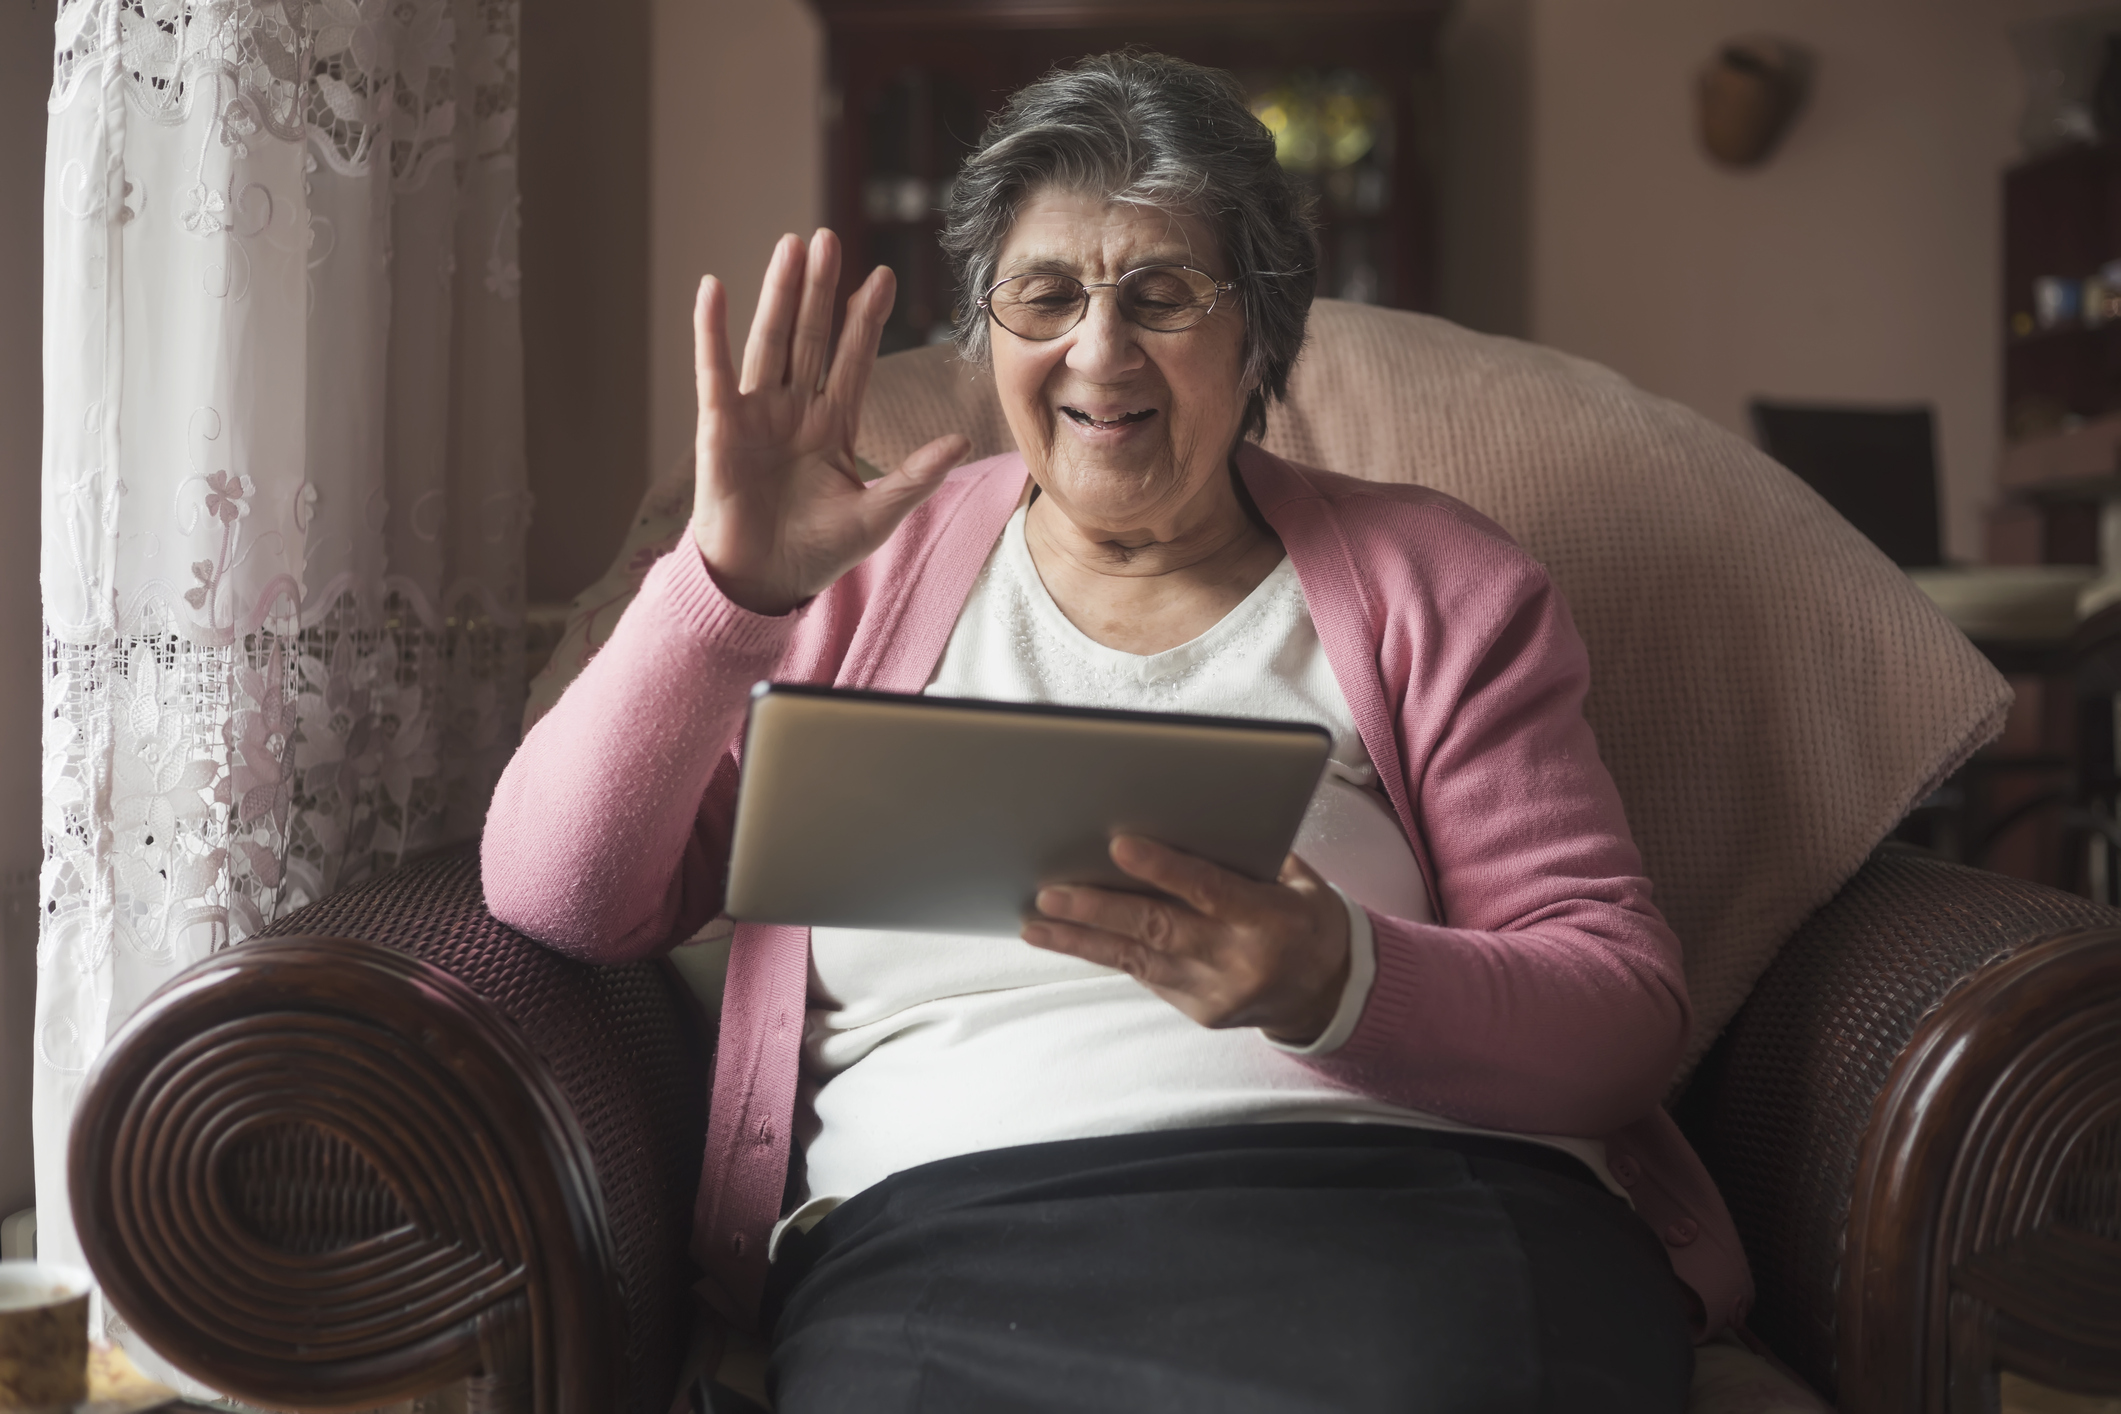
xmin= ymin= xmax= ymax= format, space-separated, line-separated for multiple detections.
xmin=34 ymin=0 xmax=528 ymax=1390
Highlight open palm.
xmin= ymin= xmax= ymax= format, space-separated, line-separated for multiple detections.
xmin=691 ymin=229 xmax=969 ymax=616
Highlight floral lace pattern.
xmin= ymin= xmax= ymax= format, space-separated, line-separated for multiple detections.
xmin=48 ymin=0 xmax=480 ymax=184
xmin=40 ymin=598 xmax=519 ymax=988
xmin=37 ymin=0 xmax=527 ymax=1392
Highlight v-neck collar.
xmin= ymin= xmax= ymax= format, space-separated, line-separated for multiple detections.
xmin=997 ymin=502 xmax=1300 ymax=683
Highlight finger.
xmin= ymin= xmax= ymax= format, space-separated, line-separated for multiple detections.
xmin=787 ymin=228 xmax=843 ymax=396
xmin=694 ymin=276 xmax=737 ymax=418
xmin=1109 ymin=835 xmax=1245 ymax=918
xmin=740 ymin=233 xmax=805 ymax=394
xmin=848 ymin=433 xmax=969 ymax=544
xmin=899 ymin=433 xmax=972 ymax=482
xmin=822 ymin=265 xmax=896 ymax=414
xmin=1021 ymin=919 xmax=1179 ymax=985
xmin=1034 ymin=881 xmax=1186 ymax=950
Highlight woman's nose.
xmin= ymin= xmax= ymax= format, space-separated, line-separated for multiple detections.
xmin=1063 ymin=293 xmax=1145 ymax=381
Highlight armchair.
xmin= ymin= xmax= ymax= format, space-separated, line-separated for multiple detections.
xmin=67 ymin=302 xmax=2121 ymax=1412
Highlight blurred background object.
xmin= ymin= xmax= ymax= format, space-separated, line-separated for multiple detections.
xmin=1696 ymin=36 xmax=1814 ymax=168
xmin=2012 ymin=7 xmax=2121 ymax=156
xmin=1751 ymin=401 xmax=1941 ymax=567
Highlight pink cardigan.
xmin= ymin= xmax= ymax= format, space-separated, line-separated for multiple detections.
xmin=482 ymin=445 xmax=1754 ymax=1339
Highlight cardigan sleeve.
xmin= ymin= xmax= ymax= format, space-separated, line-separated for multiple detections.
xmin=481 ymin=543 xmax=798 ymax=962
xmin=1293 ymin=559 xmax=1692 ymax=1137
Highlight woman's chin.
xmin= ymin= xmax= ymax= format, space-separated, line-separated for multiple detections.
xmin=1035 ymin=451 xmax=1187 ymax=527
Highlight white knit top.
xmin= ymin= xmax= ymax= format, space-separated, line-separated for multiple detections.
xmin=784 ymin=506 xmax=1613 ymax=1247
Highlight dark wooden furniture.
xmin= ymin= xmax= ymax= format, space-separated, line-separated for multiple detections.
xmin=1749 ymin=401 xmax=1943 ymax=568
xmin=65 ymin=845 xmax=2121 ymax=1413
xmin=1992 ymin=139 xmax=2121 ymax=570
xmin=1945 ymin=143 xmax=2121 ymax=889
xmin=2004 ymin=140 xmax=2121 ymax=451
xmin=807 ymin=0 xmax=1448 ymax=353
xmin=68 ymin=854 xmax=708 ymax=1414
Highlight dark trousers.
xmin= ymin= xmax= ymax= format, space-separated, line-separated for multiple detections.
xmin=754 ymin=1123 xmax=1694 ymax=1413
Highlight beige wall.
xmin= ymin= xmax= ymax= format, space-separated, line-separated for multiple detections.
xmin=520 ymin=0 xmax=651 ymax=604
xmin=1 ymin=0 xmax=48 ymax=1220
xmin=647 ymin=0 xmax=823 ymax=488
xmin=1440 ymin=0 xmax=1534 ymax=340
xmin=1529 ymin=0 xmax=2088 ymax=562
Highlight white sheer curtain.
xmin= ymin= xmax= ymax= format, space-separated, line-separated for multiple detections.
xmin=35 ymin=0 xmax=528 ymax=1383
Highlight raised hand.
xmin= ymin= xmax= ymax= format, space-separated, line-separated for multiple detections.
xmin=691 ymin=229 xmax=971 ymax=616
xmin=1021 ymin=836 xmax=1353 ymax=1045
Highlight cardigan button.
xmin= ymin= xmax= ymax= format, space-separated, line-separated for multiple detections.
xmin=1663 ymin=1219 xmax=1698 ymax=1248
xmin=1610 ymin=1155 xmax=1641 ymax=1186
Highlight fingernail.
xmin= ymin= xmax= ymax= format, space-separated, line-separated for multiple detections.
xmin=1036 ymin=887 xmax=1069 ymax=915
xmin=1022 ymin=924 xmax=1052 ymax=947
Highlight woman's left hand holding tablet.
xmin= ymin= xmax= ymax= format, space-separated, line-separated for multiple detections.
xmin=692 ymin=230 xmax=971 ymax=616
xmin=1023 ymin=838 xmax=1353 ymax=1046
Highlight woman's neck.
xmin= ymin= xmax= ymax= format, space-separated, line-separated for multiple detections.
xmin=1023 ymin=462 xmax=1285 ymax=656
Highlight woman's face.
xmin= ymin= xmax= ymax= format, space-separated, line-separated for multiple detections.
xmin=988 ymin=187 xmax=1250 ymax=535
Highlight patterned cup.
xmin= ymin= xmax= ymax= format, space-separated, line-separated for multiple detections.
xmin=0 ymin=1261 xmax=91 ymax=1411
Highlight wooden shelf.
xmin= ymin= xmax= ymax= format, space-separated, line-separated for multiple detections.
xmin=2005 ymin=142 xmax=2121 ymax=433
xmin=2009 ymin=324 xmax=2121 ymax=350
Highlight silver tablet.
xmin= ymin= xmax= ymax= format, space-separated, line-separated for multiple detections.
xmin=725 ymin=683 xmax=1333 ymax=936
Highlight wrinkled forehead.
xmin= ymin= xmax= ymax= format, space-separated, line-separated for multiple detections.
xmin=996 ymin=185 xmax=1226 ymax=280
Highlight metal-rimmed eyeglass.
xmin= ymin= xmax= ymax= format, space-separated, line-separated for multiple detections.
xmin=978 ymin=264 xmax=1239 ymax=341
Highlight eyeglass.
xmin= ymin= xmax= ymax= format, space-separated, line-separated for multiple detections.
xmin=979 ymin=264 xmax=1239 ymax=341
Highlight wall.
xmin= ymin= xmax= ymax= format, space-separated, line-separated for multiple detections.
xmin=519 ymin=0 xmax=652 ymax=604
xmin=647 ymin=0 xmax=823 ymax=491
xmin=1439 ymin=0 xmax=1534 ymax=340
xmin=0 ymin=0 xmax=50 ymax=1223
xmin=1528 ymin=0 xmax=2092 ymax=562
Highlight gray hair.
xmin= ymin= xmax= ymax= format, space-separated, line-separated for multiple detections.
xmin=939 ymin=51 xmax=1318 ymax=444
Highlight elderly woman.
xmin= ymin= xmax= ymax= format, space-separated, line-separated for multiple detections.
xmin=485 ymin=51 xmax=1745 ymax=1414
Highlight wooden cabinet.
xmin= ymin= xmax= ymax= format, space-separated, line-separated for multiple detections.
xmin=1975 ymin=141 xmax=2121 ymax=892
xmin=1993 ymin=141 xmax=2121 ymax=568
xmin=2005 ymin=140 xmax=2121 ymax=442
xmin=806 ymin=0 xmax=1448 ymax=353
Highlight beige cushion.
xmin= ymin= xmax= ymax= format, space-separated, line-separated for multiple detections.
xmin=530 ymin=299 xmax=2009 ymax=1074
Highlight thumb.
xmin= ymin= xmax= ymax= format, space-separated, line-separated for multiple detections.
xmin=853 ymin=433 xmax=971 ymax=539
xmin=898 ymin=433 xmax=972 ymax=484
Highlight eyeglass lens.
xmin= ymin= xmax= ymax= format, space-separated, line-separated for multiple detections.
xmin=986 ymin=265 xmax=1223 ymax=340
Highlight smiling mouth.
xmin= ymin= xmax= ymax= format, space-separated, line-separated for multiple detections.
xmin=1061 ymin=406 xmax=1157 ymax=429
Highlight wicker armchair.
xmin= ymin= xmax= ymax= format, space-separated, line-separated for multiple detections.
xmin=60 ymin=300 xmax=2121 ymax=1411
xmin=64 ymin=841 xmax=2121 ymax=1413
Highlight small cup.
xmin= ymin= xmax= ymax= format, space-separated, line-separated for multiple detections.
xmin=0 ymin=1261 xmax=91 ymax=1412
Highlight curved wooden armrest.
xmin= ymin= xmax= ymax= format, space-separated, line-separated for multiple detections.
xmin=1678 ymin=846 xmax=2121 ymax=1410
xmin=68 ymin=852 xmax=707 ymax=1414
